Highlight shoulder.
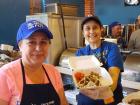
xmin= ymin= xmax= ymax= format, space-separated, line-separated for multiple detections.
xmin=134 ymin=29 xmax=140 ymax=33
xmin=0 ymin=59 xmax=21 ymax=77
xmin=76 ymin=45 xmax=90 ymax=56
xmin=0 ymin=59 xmax=22 ymax=102
xmin=102 ymin=41 xmax=121 ymax=58
xmin=42 ymin=64 xmax=63 ymax=91
xmin=42 ymin=64 xmax=60 ymax=77
xmin=131 ymin=29 xmax=140 ymax=35
xmin=102 ymin=41 xmax=119 ymax=50
xmin=43 ymin=64 xmax=58 ymax=72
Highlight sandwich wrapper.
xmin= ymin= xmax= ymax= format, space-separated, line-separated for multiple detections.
xmin=69 ymin=55 xmax=113 ymax=100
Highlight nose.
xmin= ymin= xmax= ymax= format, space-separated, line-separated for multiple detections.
xmin=118 ymin=29 xmax=122 ymax=34
xmin=35 ymin=43 xmax=41 ymax=51
xmin=89 ymin=29 xmax=94 ymax=36
xmin=90 ymin=28 xmax=94 ymax=34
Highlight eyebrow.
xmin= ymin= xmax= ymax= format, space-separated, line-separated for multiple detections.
xmin=28 ymin=37 xmax=49 ymax=40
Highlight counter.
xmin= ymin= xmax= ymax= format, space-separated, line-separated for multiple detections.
xmin=56 ymin=53 xmax=140 ymax=104
xmin=65 ymin=90 xmax=78 ymax=105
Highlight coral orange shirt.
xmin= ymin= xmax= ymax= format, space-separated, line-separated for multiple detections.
xmin=0 ymin=59 xmax=68 ymax=105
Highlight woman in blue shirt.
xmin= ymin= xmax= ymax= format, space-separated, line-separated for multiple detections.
xmin=76 ymin=16 xmax=124 ymax=105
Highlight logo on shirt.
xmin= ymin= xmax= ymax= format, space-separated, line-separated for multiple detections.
xmin=16 ymin=100 xmax=55 ymax=105
xmin=16 ymin=101 xmax=20 ymax=105
xmin=30 ymin=101 xmax=55 ymax=105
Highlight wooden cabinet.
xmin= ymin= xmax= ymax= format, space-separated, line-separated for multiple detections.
xmin=30 ymin=0 xmax=41 ymax=15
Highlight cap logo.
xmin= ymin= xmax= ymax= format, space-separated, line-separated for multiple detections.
xmin=27 ymin=20 xmax=44 ymax=30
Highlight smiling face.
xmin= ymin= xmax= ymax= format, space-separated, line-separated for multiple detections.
xmin=111 ymin=25 xmax=122 ymax=38
xmin=83 ymin=20 xmax=103 ymax=47
xmin=19 ymin=32 xmax=50 ymax=66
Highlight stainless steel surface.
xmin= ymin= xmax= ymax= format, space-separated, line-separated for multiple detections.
xmin=123 ymin=87 xmax=138 ymax=96
xmin=59 ymin=48 xmax=77 ymax=68
xmin=124 ymin=54 xmax=140 ymax=71
xmin=26 ymin=14 xmax=83 ymax=65
xmin=122 ymin=54 xmax=140 ymax=90
xmin=122 ymin=70 xmax=140 ymax=90
xmin=122 ymin=70 xmax=140 ymax=82
xmin=46 ymin=3 xmax=78 ymax=16
xmin=56 ymin=66 xmax=72 ymax=75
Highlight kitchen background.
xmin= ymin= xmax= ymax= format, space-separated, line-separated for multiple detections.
xmin=0 ymin=0 xmax=140 ymax=104
xmin=0 ymin=0 xmax=140 ymax=47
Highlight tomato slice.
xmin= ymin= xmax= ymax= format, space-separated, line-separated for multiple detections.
xmin=74 ymin=72 xmax=85 ymax=82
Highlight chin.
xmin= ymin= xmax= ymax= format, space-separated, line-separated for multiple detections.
xmin=32 ymin=57 xmax=45 ymax=64
xmin=31 ymin=61 xmax=43 ymax=66
xmin=89 ymin=39 xmax=98 ymax=43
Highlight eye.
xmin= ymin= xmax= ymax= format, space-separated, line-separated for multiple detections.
xmin=27 ymin=40 xmax=36 ymax=46
xmin=92 ymin=26 xmax=98 ymax=30
xmin=40 ymin=40 xmax=49 ymax=45
xmin=84 ymin=26 xmax=90 ymax=31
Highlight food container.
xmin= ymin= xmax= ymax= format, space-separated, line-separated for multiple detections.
xmin=122 ymin=91 xmax=140 ymax=105
xmin=0 ymin=44 xmax=13 ymax=51
xmin=1 ymin=44 xmax=9 ymax=51
xmin=68 ymin=55 xmax=113 ymax=89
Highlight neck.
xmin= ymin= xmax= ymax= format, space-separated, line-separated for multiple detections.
xmin=22 ymin=59 xmax=42 ymax=71
xmin=90 ymin=40 xmax=101 ymax=49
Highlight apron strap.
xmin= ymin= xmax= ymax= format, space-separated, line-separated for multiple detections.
xmin=20 ymin=60 xmax=26 ymax=85
xmin=20 ymin=59 xmax=52 ymax=84
xmin=42 ymin=65 xmax=52 ymax=83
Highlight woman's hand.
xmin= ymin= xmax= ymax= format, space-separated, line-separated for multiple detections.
xmin=80 ymin=87 xmax=113 ymax=100
xmin=58 ymin=88 xmax=69 ymax=105
xmin=80 ymin=88 xmax=99 ymax=99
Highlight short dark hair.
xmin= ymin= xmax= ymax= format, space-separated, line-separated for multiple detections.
xmin=81 ymin=16 xmax=102 ymax=30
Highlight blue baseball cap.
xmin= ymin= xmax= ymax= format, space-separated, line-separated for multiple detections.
xmin=16 ymin=20 xmax=53 ymax=44
xmin=81 ymin=16 xmax=102 ymax=30
xmin=109 ymin=21 xmax=121 ymax=34
xmin=109 ymin=21 xmax=121 ymax=29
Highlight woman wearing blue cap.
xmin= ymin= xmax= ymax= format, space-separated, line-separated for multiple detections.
xmin=76 ymin=16 xmax=124 ymax=105
xmin=0 ymin=20 xmax=68 ymax=105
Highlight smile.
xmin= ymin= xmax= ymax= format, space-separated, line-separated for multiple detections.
xmin=89 ymin=34 xmax=97 ymax=38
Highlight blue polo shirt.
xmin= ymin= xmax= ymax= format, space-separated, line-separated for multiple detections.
xmin=76 ymin=41 xmax=124 ymax=105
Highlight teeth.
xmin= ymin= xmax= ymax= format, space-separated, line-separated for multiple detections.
xmin=90 ymin=36 xmax=94 ymax=38
xmin=90 ymin=35 xmax=95 ymax=38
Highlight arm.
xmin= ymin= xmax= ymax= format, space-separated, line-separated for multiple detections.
xmin=0 ymin=70 xmax=11 ymax=105
xmin=50 ymin=65 xmax=68 ymax=105
xmin=108 ymin=67 xmax=120 ymax=91
xmin=0 ymin=100 xmax=8 ymax=105
xmin=128 ymin=32 xmax=135 ymax=49
xmin=107 ymin=43 xmax=123 ymax=90
xmin=58 ymin=88 xmax=69 ymax=105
